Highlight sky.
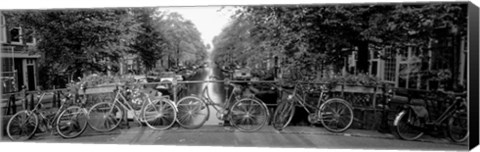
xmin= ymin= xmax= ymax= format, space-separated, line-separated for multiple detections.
xmin=160 ymin=6 xmax=238 ymax=51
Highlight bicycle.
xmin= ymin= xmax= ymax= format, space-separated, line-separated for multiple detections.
xmin=6 ymin=90 xmax=88 ymax=140
xmin=393 ymin=90 xmax=468 ymax=143
xmin=175 ymin=78 xmax=270 ymax=132
xmin=87 ymin=84 xmax=177 ymax=132
xmin=272 ymin=82 xmax=354 ymax=133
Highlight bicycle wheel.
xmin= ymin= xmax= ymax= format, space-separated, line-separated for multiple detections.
xmin=447 ymin=111 xmax=468 ymax=143
xmin=88 ymin=102 xmax=123 ymax=132
xmin=230 ymin=98 xmax=269 ymax=132
xmin=318 ymin=98 xmax=354 ymax=133
xmin=56 ymin=106 xmax=88 ymax=138
xmin=143 ymin=99 xmax=177 ymax=130
xmin=272 ymin=100 xmax=295 ymax=131
xmin=6 ymin=110 xmax=39 ymax=141
xmin=394 ymin=110 xmax=424 ymax=140
xmin=176 ymin=96 xmax=209 ymax=129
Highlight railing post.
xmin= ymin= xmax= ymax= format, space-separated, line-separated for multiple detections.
xmin=7 ymin=94 xmax=16 ymax=115
xmin=341 ymin=83 xmax=345 ymax=98
xmin=378 ymin=84 xmax=391 ymax=133
xmin=21 ymin=86 xmax=27 ymax=111
xmin=52 ymin=87 xmax=57 ymax=108
xmin=173 ymin=78 xmax=178 ymax=103
xmin=23 ymin=93 xmax=27 ymax=111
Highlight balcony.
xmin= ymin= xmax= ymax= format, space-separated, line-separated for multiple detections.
xmin=1 ymin=45 xmax=40 ymax=58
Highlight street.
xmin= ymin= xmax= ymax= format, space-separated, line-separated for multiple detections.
xmin=1 ymin=124 xmax=467 ymax=151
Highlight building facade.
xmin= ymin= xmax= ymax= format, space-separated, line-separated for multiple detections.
xmin=352 ymin=36 xmax=468 ymax=90
xmin=1 ymin=12 xmax=40 ymax=93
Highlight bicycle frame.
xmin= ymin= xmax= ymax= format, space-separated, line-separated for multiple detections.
xmin=429 ymin=96 xmax=466 ymax=126
xmin=108 ymin=88 xmax=158 ymax=122
xmin=286 ymin=83 xmax=327 ymax=114
xmin=398 ymin=92 xmax=466 ymax=128
xmin=31 ymin=92 xmax=67 ymax=132
xmin=198 ymin=84 xmax=238 ymax=113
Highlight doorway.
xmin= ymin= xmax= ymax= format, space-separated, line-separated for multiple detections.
xmin=27 ymin=65 xmax=35 ymax=91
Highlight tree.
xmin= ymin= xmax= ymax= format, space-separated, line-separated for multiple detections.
xmin=4 ymin=9 xmax=139 ymax=88
xmin=130 ymin=8 xmax=167 ymax=72
xmin=212 ymin=3 xmax=467 ymax=83
xmin=159 ymin=12 xmax=207 ymax=69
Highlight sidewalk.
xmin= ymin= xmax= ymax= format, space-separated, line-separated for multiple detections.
xmin=272 ymin=126 xmax=467 ymax=146
xmin=158 ymin=124 xmax=466 ymax=146
xmin=1 ymin=119 xmax=467 ymax=148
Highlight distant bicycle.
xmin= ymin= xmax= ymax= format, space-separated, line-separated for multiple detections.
xmin=176 ymin=77 xmax=270 ymax=132
xmin=6 ymin=90 xmax=88 ymax=140
xmin=394 ymin=90 xmax=468 ymax=143
xmin=272 ymin=83 xmax=354 ymax=133
xmin=87 ymin=84 xmax=177 ymax=132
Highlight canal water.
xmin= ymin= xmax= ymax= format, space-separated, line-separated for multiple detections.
xmin=201 ymin=61 xmax=224 ymax=126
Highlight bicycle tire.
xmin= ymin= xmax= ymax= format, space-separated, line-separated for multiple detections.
xmin=447 ymin=111 xmax=468 ymax=143
xmin=6 ymin=110 xmax=39 ymax=141
xmin=176 ymin=96 xmax=209 ymax=129
xmin=144 ymin=98 xmax=177 ymax=130
xmin=318 ymin=98 xmax=354 ymax=133
xmin=394 ymin=110 xmax=424 ymax=140
xmin=272 ymin=100 xmax=295 ymax=131
xmin=87 ymin=102 xmax=123 ymax=132
xmin=229 ymin=98 xmax=269 ymax=132
xmin=56 ymin=106 xmax=88 ymax=138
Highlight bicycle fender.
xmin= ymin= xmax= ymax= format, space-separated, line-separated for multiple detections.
xmin=393 ymin=110 xmax=406 ymax=126
xmin=319 ymin=98 xmax=351 ymax=110
xmin=164 ymin=98 xmax=178 ymax=112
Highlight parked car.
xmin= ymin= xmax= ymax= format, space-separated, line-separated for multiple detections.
xmin=178 ymin=69 xmax=195 ymax=79
xmin=132 ymin=75 xmax=147 ymax=83
xmin=233 ymin=68 xmax=252 ymax=80
xmin=144 ymin=71 xmax=183 ymax=99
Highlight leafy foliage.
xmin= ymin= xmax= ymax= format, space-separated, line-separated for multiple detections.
xmin=212 ymin=3 xmax=467 ymax=83
xmin=4 ymin=8 xmax=207 ymax=89
xmin=160 ymin=12 xmax=207 ymax=68
xmin=5 ymin=9 xmax=138 ymax=88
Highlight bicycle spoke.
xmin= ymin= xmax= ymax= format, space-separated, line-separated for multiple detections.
xmin=237 ymin=103 xmax=248 ymax=112
xmin=178 ymin=112 xmax=192 ymax=122
xmin=336 ymin=104 xmax=346 ymax=115
xmin=247 ymin=100 xmax=255 ymax=113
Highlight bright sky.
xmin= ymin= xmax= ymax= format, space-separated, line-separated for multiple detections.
xmin=161 ymin=6 xmax=237 ymax=51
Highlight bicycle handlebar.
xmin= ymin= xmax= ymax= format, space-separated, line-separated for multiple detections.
xmin=436 ymin=89 xmax=467 ymax=97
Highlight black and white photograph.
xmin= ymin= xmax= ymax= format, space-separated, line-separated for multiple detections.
xmin=0 ymin=1 xmax=478 ymax=151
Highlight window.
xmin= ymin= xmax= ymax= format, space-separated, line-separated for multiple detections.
xmin=372 ymin=50 xmax=379 ymax=59
xmin=10 ymin=27 xmax=21 ymax=44
xmin=398 ymin=64 xmax=408 ymax=88
xmin=2 ymin=58 xmax=13 ymax=73
xmin=369 ymin=49 xmax=380 ymax=77
xmin=408 ymin=75 xmax=418 ymax=89
xmin=371 ymin=61 xmax=378 ymax=76
xmin=0 ymin=14 xmax=6 ymax=43
xmin=383 ymin=48 xmax=396 ymax=82
xmin=9 ymin=27 xmax=36 ymax=45
xmin=27 ymin=59 xmax=35 ymax=65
